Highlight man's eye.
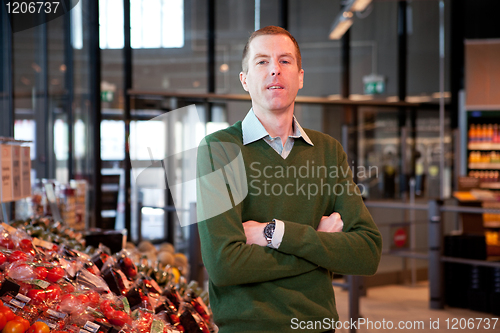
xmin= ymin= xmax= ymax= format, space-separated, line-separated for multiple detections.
xmin=257 ymin=60 xmax=267 ymax=65
xmin=281 ymin=60 xmax=290 ymax=64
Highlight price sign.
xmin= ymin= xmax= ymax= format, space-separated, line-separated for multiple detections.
xmin=12 ymin=145 xmax=21 ymax=201
xmin=21 ymin=147 xmax=31 ymax=198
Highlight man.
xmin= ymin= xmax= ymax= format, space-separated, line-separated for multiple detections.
xmin=196 ymin=26 xmax=382 ymax=333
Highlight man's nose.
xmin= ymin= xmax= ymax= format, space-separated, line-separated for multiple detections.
xmin=270 ymin=61 xmax=281 ymax=76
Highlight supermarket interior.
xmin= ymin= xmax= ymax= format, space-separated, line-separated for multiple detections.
xmin=1 ymin=0 xmax=500 ymax=332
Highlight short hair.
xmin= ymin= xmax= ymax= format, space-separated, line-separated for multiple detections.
xmin=241 ymin=26 xmax=302 ymax=73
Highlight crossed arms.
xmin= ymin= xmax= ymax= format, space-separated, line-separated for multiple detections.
xmin=196 ymin=136 xmax=382 ymax=287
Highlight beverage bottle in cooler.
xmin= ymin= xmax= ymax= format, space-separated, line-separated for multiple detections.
xmin=469 ymin=124 xmax=476 ymax=143
xmin=488 ymin=124 xmax=494 ymax=143
xmin=493 ymin=124 xmax=499 ymax=143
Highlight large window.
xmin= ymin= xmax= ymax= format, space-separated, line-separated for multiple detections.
xmin=99 ymin=0 xmax=184 ymax=50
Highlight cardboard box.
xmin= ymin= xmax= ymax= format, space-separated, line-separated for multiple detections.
xmin=0 ymin=145 xmax=13 ymax=202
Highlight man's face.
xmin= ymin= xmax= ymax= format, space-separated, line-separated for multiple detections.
xmin=240 ymin=34 xmax=304 ymax=114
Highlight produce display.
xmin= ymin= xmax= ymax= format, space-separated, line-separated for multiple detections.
xmin=0 ymin=218 xmax=213 ymax=333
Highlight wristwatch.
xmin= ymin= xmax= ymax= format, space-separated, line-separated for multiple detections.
xmin=263 ymin=221 xmax=276 ymax=247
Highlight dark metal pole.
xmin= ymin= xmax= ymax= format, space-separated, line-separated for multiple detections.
xmin=0 ymin=3 xmax=14 ymax=221
xmin=341 ymin=29 xmax=358 ymax=181
xmin=348 ymin=275 xmax=360 ymax=333
xmin=397 ymin=1 xmax=408 ymax=195
xmin=189 ymin=203 xmax=204 ymax=286
xmin=428 ymin=200 xmax=444 ymax=309
xmin=0 ymin=2 xmax=14 ymax=138
xmin=34 ymin=17 xmax=49 ymax=179
xmin=397 ymin=1 xmax=407 ymax=103
xmin=206 ymin=0 xmax=215 ymax=124
xmin=63 ymin=7 xmax=74 ymax=180
xmin=279 ymin=0 xmax=288 ymax=30
xmin=124 ymin=0 xmax=132 ymax=239
xmin=341 ymin=30 xmax=350 ymax=100
xmin=340 ymin=16 xmax=361 ymax=329
xmin=207 ymin=0 xmax=215 ymax=95
xmin=89 ymin=0 xmax=102 ymax=229
xmin=449 ymin=0 xmax=464 ymax=130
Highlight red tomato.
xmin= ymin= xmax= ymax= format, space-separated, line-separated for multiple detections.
xmin=27 ymin=288 xmax=46 ymax=305
xmin=7 ymin=251 xmax=28 ymax=263
xmin=26 ymin=322 xmax=50 ymax=333
xmin=18 ymin=240 xmax=35 ymax=256
xmin=107 ymin=311 xmax=132 ymax=327
xmin=85 ymin=290 xmax=100 ymax=307
xmin=99 ymin=300 xmax=113 ymax=312
xmin=0 ymin=313 xmax=6 ymax=330
xmin=12 ymin=317 xmax=30 ymax=331
xmin=0 ymin=238 xmax=14 ymax=250
xmin=0 ymin=306 xmax=16 ymax=322
xmin=19 ymin=239 xmax=32 ymax=249
xmin=99 ymin=300 xmax=115 ymax=318
xmin=126 ymin=268 xmax=137 ymax=278
xmin=122 ymin=257 xmax=133 ymax=268
xmin=1 ymin=320 xmax=25 ymax=333
xmin=100 ymin=253 xmax=110 ymax=262
xmin=18 ymin=282 xmax=32 ymax=295
xmin=75 ymin=294 xmax=89 ymax=304
xmin=60 ymin=282 xmax=75 ymax=294
xmin=33 ymin=267 xmax=48 ymax=280
xmin=0 ymin=252 xmax=6 ymax=265
xmin=45 ymin=285 xmax=61 ymax=302
xmin=60 ymin=294 xmax=75 ymax=303
xmin=46 ymin=267 xmax=65 ymax=283
xmin=94 ymin=318 xmax=109 ymax=325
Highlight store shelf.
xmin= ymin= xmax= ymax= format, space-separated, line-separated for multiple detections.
xmin=468 ymin=142 xmax=500 ymax=150
xmin=469 ymin=163 xmax=500 ymax=170
xmin=480 ymin=182 xmax=500 ymax=189
xmin=485 ymin=221 xmax=500 ymax=228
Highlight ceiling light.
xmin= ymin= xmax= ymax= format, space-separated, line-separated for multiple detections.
xmin=329 ymin=12 xmax=353 ymax=40
xmin=349 ymin=0 xmax=372 ymax=12
xmin=219 ymin=64 xmax=229 ymax=73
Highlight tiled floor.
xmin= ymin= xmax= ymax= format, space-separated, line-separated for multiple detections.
xmin=333 ymin=282 xmax=499 ymax=333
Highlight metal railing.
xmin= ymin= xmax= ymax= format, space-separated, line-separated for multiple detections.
xmin=364 ymin=199 xmax=500 ymax=310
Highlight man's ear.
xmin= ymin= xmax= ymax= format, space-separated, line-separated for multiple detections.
xmin=239 ymin=71 xmax=249 ymax=92
xmin=298 ymin=68 xmax=304 ymax=90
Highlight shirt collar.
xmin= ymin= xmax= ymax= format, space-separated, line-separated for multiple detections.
xmin=241 ymin=108 xmax=314 ymax=146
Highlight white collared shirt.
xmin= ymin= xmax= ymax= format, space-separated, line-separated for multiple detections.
xmin=241 ymin=108 xmax=314 ymax=248
xmin=241 ymin=108 xmax=314 ymax=159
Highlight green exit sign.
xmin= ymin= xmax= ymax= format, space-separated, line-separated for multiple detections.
xmin=101 ymin=91 xmax=114 ymax=102
xmin=363 ymin=74 xmax=385 ymax=94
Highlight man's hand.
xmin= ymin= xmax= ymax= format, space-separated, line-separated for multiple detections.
xmin=317 ymin=212 xmax=344 ymax=233
xmin=243 ymin=221 xmax=268 ymax=246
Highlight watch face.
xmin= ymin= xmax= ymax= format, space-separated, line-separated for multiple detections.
xmin=264 ymin=222 xmax=275 ymax=240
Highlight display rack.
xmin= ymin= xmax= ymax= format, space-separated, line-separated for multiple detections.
xmin=465 ymin=110 xmax=500 ymax=256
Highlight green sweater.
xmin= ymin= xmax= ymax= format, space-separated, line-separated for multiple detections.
xmin=196 ymin=121 xmax=382 ymax=333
